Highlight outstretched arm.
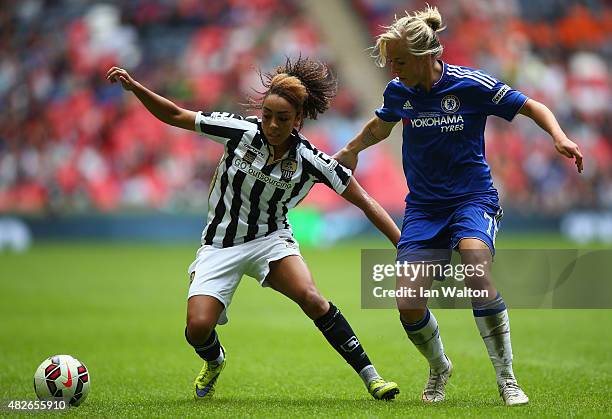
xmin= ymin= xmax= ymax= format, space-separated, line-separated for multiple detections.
xmin=341 ymin=177 xmax=400 ymax=247
xmin=106 ymin=66 xmax=196 ymax=131
xmin=518 ymin=98 xmax=583 ymax=173
xmin=333 ymin=116 xmax=397 ymax=171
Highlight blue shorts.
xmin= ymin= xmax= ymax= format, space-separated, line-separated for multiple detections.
xmin=397 ymin=199 xmax=503 ymax=261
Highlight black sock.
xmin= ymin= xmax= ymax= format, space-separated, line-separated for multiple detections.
xmin=314 ymin=302 xmax=371 ymax=373
xmin=185 ymin=327 xmax=222 ymax=362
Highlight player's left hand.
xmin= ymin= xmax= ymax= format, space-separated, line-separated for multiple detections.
xmin=106 ymin=66 xmax=137 ymax=91
xmin=554 ymin=137 xmax=583 ymax=173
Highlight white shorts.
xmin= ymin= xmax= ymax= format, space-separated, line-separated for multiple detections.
xmin=187 ymin=229 xmax=302 ymax=325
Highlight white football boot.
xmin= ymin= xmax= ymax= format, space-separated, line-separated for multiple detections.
xmin=421 ymin=355 xmax=452 ymax=403
xmin=498 ymin=380 xmax=529 ymax=406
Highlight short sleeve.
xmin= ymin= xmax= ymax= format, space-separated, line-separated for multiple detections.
xmin=474 ymin=76 xmax=529 ymax=121
xmin=195 ymin=111 xmax=254 ymax=145
xmin=302 ymin=147 xmax=353 ymax=195
xmin=374 ymin=82 xmax=402 ymax=123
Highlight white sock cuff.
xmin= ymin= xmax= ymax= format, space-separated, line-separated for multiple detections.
xmin=358 ymin=365 xmax=381 ymax=386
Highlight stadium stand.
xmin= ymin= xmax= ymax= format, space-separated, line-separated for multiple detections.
xmin=0 ymin=0 xmax=609 ymax=217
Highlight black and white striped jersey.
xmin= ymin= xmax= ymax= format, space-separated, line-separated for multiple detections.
xmin=195 ymin=111 xmax=352 ymax=248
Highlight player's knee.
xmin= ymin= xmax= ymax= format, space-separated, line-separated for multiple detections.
xmin=460 ymin=245 xmax=491 ymax=266
xmin=298 ymin=286 xmax=328 ymax=318
xmin=186 ymin=314 xmax=216 ymax=342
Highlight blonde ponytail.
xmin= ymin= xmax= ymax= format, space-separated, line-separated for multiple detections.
xmin=416 ymin=5 xmax=444 ymax=33
xmin=373 ymin=4 xmax=446 ymax=67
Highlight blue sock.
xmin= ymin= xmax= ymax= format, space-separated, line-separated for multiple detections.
xmin=472 ymin=292 xmax=506 ymax=317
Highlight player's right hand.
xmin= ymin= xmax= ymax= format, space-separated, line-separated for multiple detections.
xmin=553 ymin=136 xmax=584 ymax=174
xmin=106 ymin=66 xmax=137 ymax=91
xmin=333 ymin=147 xmax=359 ymax=171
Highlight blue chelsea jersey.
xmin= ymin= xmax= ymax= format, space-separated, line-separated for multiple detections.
xmin=376 ymin=61 xmax=528 ymax=207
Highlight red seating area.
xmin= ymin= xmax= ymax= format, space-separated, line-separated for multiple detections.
xmin=0 ymin=0 xmax=408 ymax=214
xmin=1 ymin=1 xmax=608 ymax=216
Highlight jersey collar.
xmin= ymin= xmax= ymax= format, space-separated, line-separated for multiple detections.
xmin=287 ymin=130 xmax=301 ymax=157
xmin=408 ymin=60 xmax=447 ymax=95
xmin=259 ymin=123 xmax=301 ymax=164
xmin=432 ymin=60 xmax=447 ymax=89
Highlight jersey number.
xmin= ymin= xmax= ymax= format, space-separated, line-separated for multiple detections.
xmin=315 ymin=152 xmax=332 ymax=165
xmin=483 ymin=212 xmax=499 ymax=245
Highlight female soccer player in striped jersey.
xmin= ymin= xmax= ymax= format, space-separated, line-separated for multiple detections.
xmin=106 ymin=57 xmax=400 ymax=400
xmin=335 ymin=5 xmax=583 ymax=406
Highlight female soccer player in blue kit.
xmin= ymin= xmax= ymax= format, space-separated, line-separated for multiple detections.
xmin=335 ymin=6 xmax=583 ymax=406
xmin=107 ymin=57 xmax=400 ymax=401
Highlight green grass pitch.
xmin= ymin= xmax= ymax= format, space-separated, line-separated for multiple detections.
xmin=1 ymin=236 xmax=610 ymax=418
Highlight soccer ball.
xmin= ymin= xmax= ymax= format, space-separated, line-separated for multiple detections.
xmin=33 ymin=355 xmax=90 ymax=406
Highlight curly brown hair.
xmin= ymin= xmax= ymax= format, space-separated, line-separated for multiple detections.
xmin=249 ymin=56 xmax=338 ymax=128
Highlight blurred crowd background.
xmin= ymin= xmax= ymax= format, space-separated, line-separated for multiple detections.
xmin=0 ymin=0 xmax=610 ymax=220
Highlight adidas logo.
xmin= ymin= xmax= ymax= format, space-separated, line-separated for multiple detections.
xmin=403 ymin=99 xmax=413 ymax=110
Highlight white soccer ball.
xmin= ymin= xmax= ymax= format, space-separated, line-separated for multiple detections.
xmin=33 ymin=354 xmax=90 ymax=407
